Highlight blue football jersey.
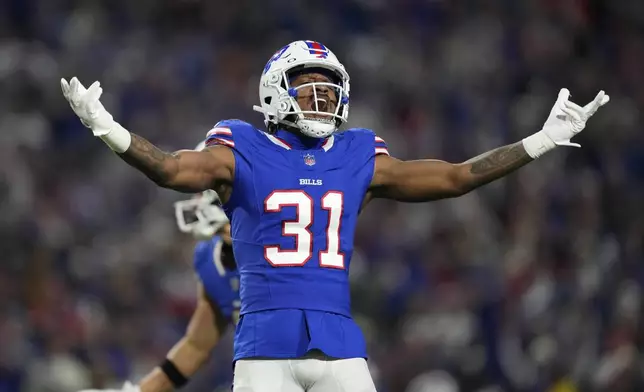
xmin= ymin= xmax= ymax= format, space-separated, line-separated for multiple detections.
xmin=193 ymin=235 xmax=241 ymax=325
xmin=205 ymin=120 xmax=389 ymax=360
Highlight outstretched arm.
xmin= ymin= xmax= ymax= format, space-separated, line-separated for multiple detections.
xmin=118 ymin=136 xmax=233 ymax=192
xmin=370 ymin=89 xmax=609 ymax=202
xmin=60 ymin=77 xmax=234 ymax=192
xmin=371 ymin=142 xmax=532 ymax=201
xmin=137 ymin=285 xmax=227 ymax=392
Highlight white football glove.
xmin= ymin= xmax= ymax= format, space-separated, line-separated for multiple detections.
xmin=61 ymin=77 xmax=132 ymax=152
xmin=77 ymin=381 xmax=140 ymax=392
xmin=542 ymin=88 xmax=610 ymax=147
xmin=61 ymin=77 xmax=115 ymax=136
xmin=523 ymin=88 xmax=609 ymax=158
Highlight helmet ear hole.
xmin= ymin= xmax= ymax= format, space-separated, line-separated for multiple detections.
xmin=264 ymin=97 xmax=272 ymax=105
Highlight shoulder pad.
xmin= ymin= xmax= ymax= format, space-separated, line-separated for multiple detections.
xmin=204 ymin=119 xmax=258 ymax=149
xmin=342 ymin=128 xmax=390 ymax=157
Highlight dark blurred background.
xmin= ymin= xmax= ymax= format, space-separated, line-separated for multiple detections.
xmin=1 ymin=0 xmax=643 ymax=391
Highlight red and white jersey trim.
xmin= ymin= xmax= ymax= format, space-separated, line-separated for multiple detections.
xmin=205 ymin=127 xmax=235 ymax=147
xmin=321 ymin=136 xmax=334 ymax=152
xmin=263 ymin=134 xmax=335 ymax=152
xmin=374 ymin=134 xmax=389 ymax=156
xmin=207 ymin=127 xmax=233 ymax=137
xmin=264 ymin=133 xmax=292 ymax=150
xmin=211 ymin=138 xmax=234 ymax=148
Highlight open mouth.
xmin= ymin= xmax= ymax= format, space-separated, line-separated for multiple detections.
xmin=316 ymin=97 xmax=328 ymax=110
xmin=305 ymin=99 xmax=334 ymax=121
xmin=307 ymin=95 xmax=336 ymax=113
xmin=303 ymin=115 xmax=334 ymax=123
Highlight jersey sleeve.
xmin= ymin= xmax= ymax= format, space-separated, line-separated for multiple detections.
xmin=204 ymin=120 xmax=256 ymax=213
xmin=204 ymin=119 xmax=255 ymax=150
xmin=342 ymin=128 xmax=392 ymax=159
xmin=193 ymin=237 xmax=235 ymax=323
xmin=373 ymin=134 xmax=390 ymax=156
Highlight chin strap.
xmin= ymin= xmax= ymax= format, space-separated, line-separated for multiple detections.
xmin=253 ymin=105 xmax=299 ymax=130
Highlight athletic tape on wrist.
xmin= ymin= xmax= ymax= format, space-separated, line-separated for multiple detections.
xmin=98 ymin=122 xmax=132 ymax=153
xmin=522 ymin=131 xmax=556 ymax=159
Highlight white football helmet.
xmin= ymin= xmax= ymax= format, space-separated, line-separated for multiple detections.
xmin=253 ymin=40 xmax=350 ymax=139
xmin=174 ymin=142 xmax=229 ymax=240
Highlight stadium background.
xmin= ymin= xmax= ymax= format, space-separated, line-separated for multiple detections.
xmin=1 ymin=0 xmax=644 ymax=391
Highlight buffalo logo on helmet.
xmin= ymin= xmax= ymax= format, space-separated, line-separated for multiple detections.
xmin=263 ymin=44 xmax=290 ymax=74
xmin=305 ymin=41 xmax=329 ymax=59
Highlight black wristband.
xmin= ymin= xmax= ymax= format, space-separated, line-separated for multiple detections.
xmin=160 ymin=359 xmax=189 ymax=388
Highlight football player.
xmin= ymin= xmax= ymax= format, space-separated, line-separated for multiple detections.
xmin=80 ymin=178 xmax=239 ymax=392
xmin=61 ymin=40 xmax=608 ymax=391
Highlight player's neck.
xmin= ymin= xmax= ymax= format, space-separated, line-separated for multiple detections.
xmin=275 ymin=127 xmax=328 ymax=150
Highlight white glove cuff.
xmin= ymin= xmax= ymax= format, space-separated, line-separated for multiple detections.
xmin=122 ymin=381 xmax=141 ymax=392
xmin=522 ymin=131 xmax=556 ymax=159
xmin=98 ymin=122 xmax=132 ymax=153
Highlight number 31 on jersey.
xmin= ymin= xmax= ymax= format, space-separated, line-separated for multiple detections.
xmin=264 ymin=190 xmax=344 ymax=269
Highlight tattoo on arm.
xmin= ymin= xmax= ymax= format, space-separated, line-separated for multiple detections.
xmin=118 ymin=134 xmax=179 ymax=186
xmin=464 ymin=141 xmax=533 ymax=188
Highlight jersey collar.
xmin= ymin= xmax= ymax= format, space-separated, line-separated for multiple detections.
xmin=266 ymin=129 xmax=334 ymax=152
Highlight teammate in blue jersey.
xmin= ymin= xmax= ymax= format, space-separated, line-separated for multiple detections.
xmin=80 ymin=178 xmax=239 ymax=392
xmin=62 ymin=39 xmax=609 ymax=391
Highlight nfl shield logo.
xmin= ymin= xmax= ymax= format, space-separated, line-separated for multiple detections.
xmin=303 ymin=153 xmax=316 ymax=166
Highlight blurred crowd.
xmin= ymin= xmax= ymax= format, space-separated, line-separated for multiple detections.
xmin=1 ymin=0 xmax=644 ymax=391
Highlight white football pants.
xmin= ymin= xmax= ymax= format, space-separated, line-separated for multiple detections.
xmin=232 ymin=353 xmax=377 ymax=392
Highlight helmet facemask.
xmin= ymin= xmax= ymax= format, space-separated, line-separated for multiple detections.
xmin=254 ymin=41 xmax=351 ymax=139
xmin=174 ymin=190 xmax=229 ymax=241
xmin=280 ymin=67 xmax=350 ymax=138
